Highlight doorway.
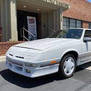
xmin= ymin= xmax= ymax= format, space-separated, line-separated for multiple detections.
xmin=17 ymin=10 xmax=41 ymax=41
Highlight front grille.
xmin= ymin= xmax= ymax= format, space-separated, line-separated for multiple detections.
xmin=15 ymin=66 xmax=23 ymax=71
xmin=7 ymin=57 xmax=23 ymax=66
xmin=10 ymin=61 xmax=23 ymax=66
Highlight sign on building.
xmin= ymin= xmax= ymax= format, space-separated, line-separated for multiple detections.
xmin=27 ymin=16 xmax=37 ymax=40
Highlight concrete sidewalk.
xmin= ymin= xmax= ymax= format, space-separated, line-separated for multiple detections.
xmin=0 ymin=56 xmax=6 ymax=62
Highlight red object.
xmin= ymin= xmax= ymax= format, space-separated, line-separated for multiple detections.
xmin=29 ymin=19 xmax=35 ymax=24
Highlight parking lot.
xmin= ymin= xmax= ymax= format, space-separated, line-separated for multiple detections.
xmin=1 ymin=57 xmax=91 ymax=91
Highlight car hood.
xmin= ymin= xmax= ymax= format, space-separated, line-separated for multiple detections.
xmin=15 ymin=38 xmax=79 ymax=50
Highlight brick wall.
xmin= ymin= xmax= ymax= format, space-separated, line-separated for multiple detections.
xmin=62 ymin=0 xmax=91 ymax=22
xmin=0 ymin=41 xmax=23 ymax=56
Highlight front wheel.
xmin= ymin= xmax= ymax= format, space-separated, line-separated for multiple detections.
xmin=59 ymin=54 xmax=76 ymax=78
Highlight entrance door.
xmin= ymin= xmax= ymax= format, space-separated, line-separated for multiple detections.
xmin=17 ymin=10 xmax=39 ymax=41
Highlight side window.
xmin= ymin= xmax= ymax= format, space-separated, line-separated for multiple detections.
xmin=84 ymin=30 xmax=91 ymax=38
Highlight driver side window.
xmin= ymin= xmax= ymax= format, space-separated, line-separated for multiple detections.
xmin=84 ymin=30 xmax=91 ymax=38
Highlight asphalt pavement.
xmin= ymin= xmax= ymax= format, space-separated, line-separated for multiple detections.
xmin=0 ymin=57 xmax=91 ymax=91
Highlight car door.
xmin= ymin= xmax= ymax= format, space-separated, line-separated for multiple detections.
xmin=81 ymin=30 xmax=91 ymax=63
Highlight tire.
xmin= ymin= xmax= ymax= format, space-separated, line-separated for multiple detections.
xmin=59 ymin=54 xmax=76 ymax=78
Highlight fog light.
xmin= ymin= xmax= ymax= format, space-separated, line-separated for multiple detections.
xmin=26 ymin=69 xmax=31 ymax=73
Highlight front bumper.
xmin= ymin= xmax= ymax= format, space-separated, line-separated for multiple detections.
xmin=6 ymin=57 xmax=59 ymax=78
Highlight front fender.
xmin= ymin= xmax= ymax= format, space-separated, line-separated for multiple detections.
xmin=60 ymin=49 xmax=79 ymax=61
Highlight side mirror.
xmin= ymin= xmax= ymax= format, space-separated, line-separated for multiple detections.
xmin=83 ymin=37 xmax=91 ymax=42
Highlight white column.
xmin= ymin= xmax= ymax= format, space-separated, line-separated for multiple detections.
xmin=9 ymin=0 xmax=18 ymax=41
xmin=0 ymin=1 xmax=1 ymax=25
xmin=53 ymin=9 xmax=60 ymax=32
xmin=59 ymin=9 xmax=63 ymax=30
xmin=0 ymin=0 xmax=18 ymax=41
xmin=1 ymin=0 xmax=11 ymax=41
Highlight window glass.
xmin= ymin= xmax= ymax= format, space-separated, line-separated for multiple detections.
xmin=49 ymin=29 xmax=83 ymax=39
xmin=84 ymin=30 xmax=91 ymax=38
xmin=89 ymin=23 xmax=91 ymax=29
xmin=63 ymin=29 xmax=83 ymax=39
xmin=63 ymin=17 xmax=69 ymax=29
xmin=63 ymin=17 xmax=82 ymax=30
xmin=77 ymin=20 xmax=82 ymax=28
xmin=70 ymin=19 xmax=76 ymax=28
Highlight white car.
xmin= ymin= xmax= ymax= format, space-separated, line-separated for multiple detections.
xmin=6 ymin=28 xmax=91 ymax=78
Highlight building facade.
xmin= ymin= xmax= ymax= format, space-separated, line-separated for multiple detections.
xmin=0 ymin=0 xmax=91 ymax=42
xmin=62 ymin=0 xmax=91 ymax=30
xmin=0 ymin=0 xmax=69 ymax=42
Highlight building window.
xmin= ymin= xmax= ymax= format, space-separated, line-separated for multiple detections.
xmin=63 ymin=17 xmax=69 ymax=29
xmin=77 ymin=20 xmax=82 ymax=28
xmin=70 ymin=19 xmax=76 ymax=28
xmin=63 ymin=17 xmax=82 ymax=30
xmin=89 ymin=23 xmax=91 ymax=29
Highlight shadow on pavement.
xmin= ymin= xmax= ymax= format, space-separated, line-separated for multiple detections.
xmin=0 ymin=62 xmax=91 ymax=88
xmin=76 ymin=62 xmax=91 ymax=72
xmin=0 ymin=69 xmax=65 ymax=88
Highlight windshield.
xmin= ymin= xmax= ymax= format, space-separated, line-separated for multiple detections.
xmin=49 ymin=29 xmax=83 ymax=39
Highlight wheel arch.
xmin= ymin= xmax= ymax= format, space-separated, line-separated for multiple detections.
xmin=60 ymin=50 xmax=79 ymax=63
xmin=59 ymin=50 xmax=78 ymax=78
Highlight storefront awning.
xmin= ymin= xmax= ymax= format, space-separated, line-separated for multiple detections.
xmin=38 ymin=0 xmax=69 ymax=10
xmin=17 ymin=0 xmax=70 ymax=12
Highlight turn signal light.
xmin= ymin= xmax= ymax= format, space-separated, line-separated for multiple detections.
xmin=50 ymin=61 xmax=57 ymax=64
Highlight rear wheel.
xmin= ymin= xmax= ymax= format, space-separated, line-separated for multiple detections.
xmin=59 ymin=54 xmax=76 ymax=78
